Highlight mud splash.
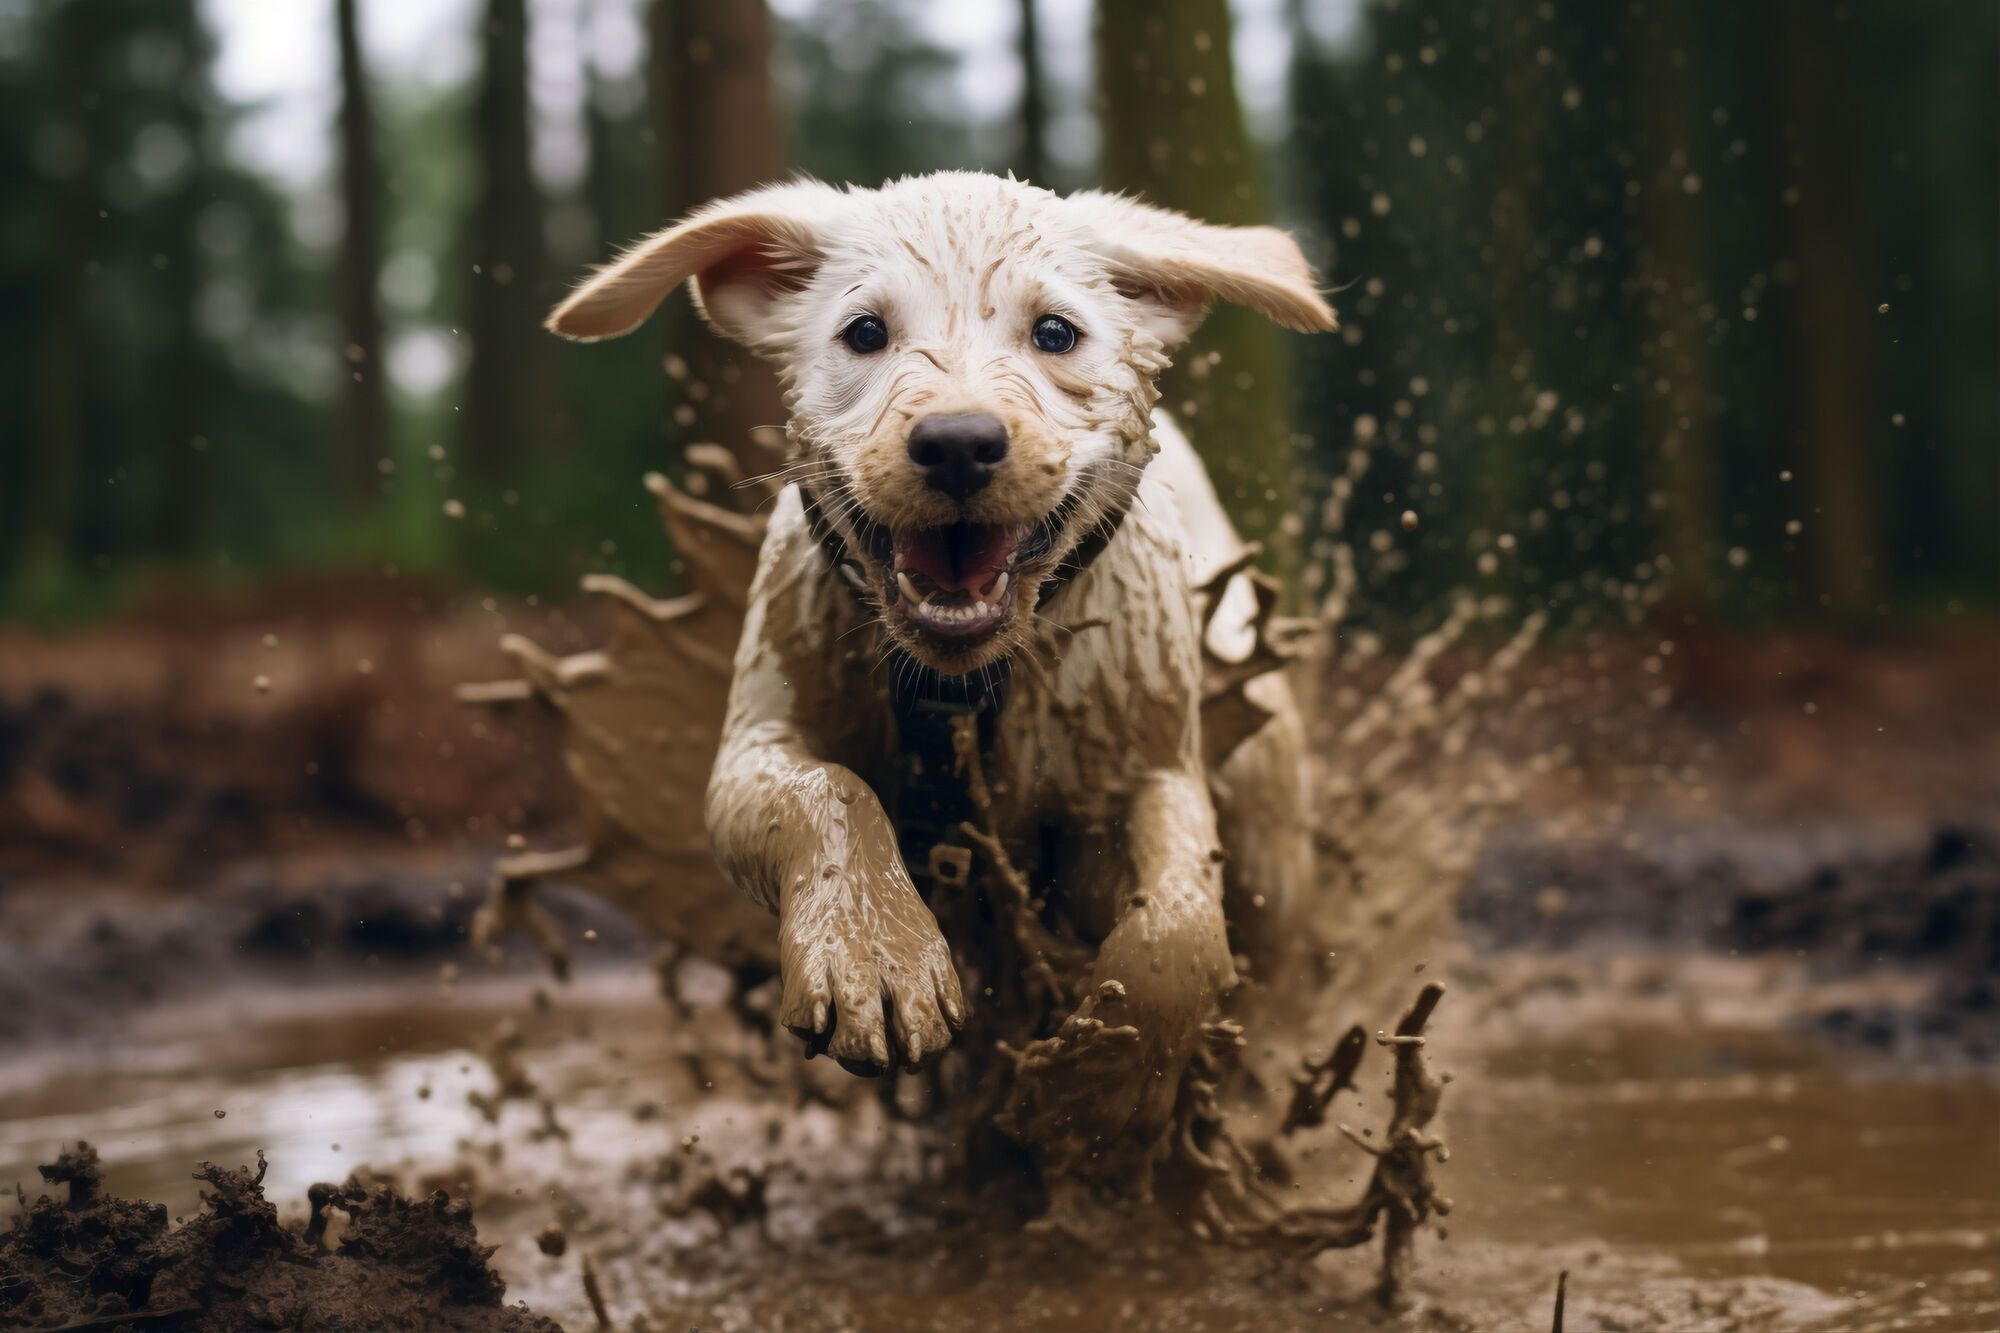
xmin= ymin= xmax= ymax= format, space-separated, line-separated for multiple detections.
xmin=447 ymin=418 xmax=1573 ymax=1299
xmin=4 ymin=954 xmax=1994 ymax=1331
xmin=0 ymin=1141 xmax=554 ymax=1331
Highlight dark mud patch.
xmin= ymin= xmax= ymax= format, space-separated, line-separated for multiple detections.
xmin=0 ymin=1141 xmax=557 ymax=1332
xmin=1462 ymin=820 xmax=2000 ymax=1054
xmin=0 ymin=859 xmax=648 ymax=1050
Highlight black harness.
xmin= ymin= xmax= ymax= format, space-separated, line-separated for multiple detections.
xmin=799 ymin=485 xmax=1126 ymax=891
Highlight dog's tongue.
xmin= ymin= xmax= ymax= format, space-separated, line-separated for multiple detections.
xmin=894 ymin=524 xmax=1016 ymax=593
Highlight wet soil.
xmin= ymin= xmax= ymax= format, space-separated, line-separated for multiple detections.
xmin=3 ymin=944 xmax=1995 ymax=1332
xmin=4 ymin=612 xmax=1998 ymax=1329
xmin=1 ymin=1140 xmax=556 ymax=1331
xmin=1465 ymin=819 xmax=2000 ymax=1056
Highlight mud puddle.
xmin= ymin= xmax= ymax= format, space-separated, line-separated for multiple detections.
xmin=4 ymin=960 xmax=1996 ymax=1331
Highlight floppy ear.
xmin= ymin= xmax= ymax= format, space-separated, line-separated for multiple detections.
xmin=1067 ymin=192 xmax=1337 ymax=347
xmin=546 ymin=181 xmax=842 ymax=346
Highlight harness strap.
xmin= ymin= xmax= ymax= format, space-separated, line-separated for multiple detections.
xmin=796 ymin=483 xmax=1126 ymax=895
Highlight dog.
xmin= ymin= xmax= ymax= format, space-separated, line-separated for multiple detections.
xmin=547 ymin=172 xmax=1335 ymax=1181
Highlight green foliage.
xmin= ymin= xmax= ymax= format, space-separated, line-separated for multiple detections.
xmin=1 ymin=0 xmax=1991 ymax=625
xmin=1285 ymin=0 xmax=1998 ymax=627
xmin=778 ymin=0 xmax=982 ymax=185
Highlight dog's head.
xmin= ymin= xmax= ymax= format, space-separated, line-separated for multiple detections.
xmin=548 ymin=172 xmax=1335 ymax=675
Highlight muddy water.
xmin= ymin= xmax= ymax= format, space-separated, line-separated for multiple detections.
xmin=3 ymin=966 xmax=1996 ymax=1332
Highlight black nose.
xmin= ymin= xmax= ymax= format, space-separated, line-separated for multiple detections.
xmin=907 ymin=413 xmax=1008 ymax=500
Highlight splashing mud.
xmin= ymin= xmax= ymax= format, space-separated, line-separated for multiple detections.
xmin=444 ymin=425 xmax=1589 ymax=1303
xmin=4 ymin=956 xmax=1994 ymax=1331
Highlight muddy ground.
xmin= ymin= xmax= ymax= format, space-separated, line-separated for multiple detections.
xmin=2 ymin=596 xmax=1997 ymax=1331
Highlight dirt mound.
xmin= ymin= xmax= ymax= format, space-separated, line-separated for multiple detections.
xmin=0 ymin=1142 xmax=558 ymax=1331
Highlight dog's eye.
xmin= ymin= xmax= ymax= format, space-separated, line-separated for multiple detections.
xmin=1031 ymin=314 xmax=1078 ymax=354
xmin=841 ymin=315 xmax=889 ymax=354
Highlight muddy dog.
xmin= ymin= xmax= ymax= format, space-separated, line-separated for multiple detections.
xmin=547 ymin=172 xmax=1335 ymax=1184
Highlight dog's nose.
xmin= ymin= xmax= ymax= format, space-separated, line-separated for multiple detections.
xmin=907 ymin=413 xmax=1008 ymax=500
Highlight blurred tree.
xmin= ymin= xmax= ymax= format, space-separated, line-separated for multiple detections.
xmin=460 ymin=0 xmax=549 ymax=484
xmin=17 ymin=1 xmax=96 ymax=588
xmin=564 ymin=0 xmax=672 ymax=549
xmin=146 ymin=0 xmax=213 ymax=560
xmin=1014 ymin=0 xmax=1047 ymax=185
xmin=1097 ymin=0 xmax=1295 ymax=566
xmin=650 ymin=0 xmax=786 ymax=473
xmin=1775 ymin=0 xmax=1881 ymax=617
xmin=777 ymin=0 xmax=973 ymax=187
xmin=1632 ymin=4 xmax=1718 ymax=606
xmin=1846 ymin=0 xmax=2000 ymax=602
xmin=335 ymin=0 xmax=388 ymax=502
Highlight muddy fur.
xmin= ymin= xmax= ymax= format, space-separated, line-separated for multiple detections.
xmin=486 ymin=172 xmax=1341 ymax=1197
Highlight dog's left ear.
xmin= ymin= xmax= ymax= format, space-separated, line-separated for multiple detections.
xmin=546 ymin=180 xmax=842 ymax=346
xmin=1067 ymin=192 xmax=1336 ymax=347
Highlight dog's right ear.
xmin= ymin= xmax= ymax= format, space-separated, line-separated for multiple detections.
xmin=546 ymin=181 xmax=841 ymax=346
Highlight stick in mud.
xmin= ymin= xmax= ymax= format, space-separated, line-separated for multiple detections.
xmin=1192 ymin=981 xmax=1451 ymax=1309
xmin=581 ymin=1256 xmax=612 ymax=1329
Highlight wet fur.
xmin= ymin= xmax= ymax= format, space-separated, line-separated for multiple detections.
xmin=549 ymin=172 xmax=1334 ymax=1181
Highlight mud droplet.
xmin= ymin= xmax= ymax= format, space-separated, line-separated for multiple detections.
xmin=535 ymin=1225 xmax=568 ymax=1257
xmin=443 ymin=498 xmax=466 ymax=519
xmin=252 ymin=674 xmax=272 ymax=694
xmin=1400 ymin=509 xmax=1419 ymax=531
xmin=213 ymin=1109 xmax=226 ymax=1119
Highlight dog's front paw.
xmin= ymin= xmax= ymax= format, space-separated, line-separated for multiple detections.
xmin=776 ymin=865 xmax=965 ymax=1076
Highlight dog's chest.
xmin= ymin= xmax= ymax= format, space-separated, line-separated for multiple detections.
xmin=983 ymin=514 xmax=1204 ymax=829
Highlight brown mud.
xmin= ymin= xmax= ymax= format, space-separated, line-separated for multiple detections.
xmin=3 ymin=939 xmax=1995 ymax=1331
xmin=6 ymin=584 xmax=1999 ymax=1329
xmin=1 ymin=1141 xmax=555 ymax=1331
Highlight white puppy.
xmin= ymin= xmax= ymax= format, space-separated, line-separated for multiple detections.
xmin=549 ymin=172 xmax=1334 ymax=1179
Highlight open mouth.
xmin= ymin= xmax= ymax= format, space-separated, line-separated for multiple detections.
xmin=890 ymin=522 xmax=1023 ymax=640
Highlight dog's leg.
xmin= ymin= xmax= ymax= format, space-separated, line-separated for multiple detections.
xmin=707 ymin=501 xmax=965 ymax=1075
xmin=1002 ymin=767 xmax=1236 ymax=1190
xmin=710 ymin=746 xmax=964 ymax=1073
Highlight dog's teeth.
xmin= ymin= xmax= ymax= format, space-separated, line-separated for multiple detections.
xmin=839 ymin=562 xmax=867 ymax=590
xmin=990 ymin=572 xmax=1009 ymax=600
xmin=896 ymin=572 xmax=921 ymax=605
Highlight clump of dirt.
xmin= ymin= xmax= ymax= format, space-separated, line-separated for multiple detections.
xmin=0 ymin=1142 xmax=557 ymax=1331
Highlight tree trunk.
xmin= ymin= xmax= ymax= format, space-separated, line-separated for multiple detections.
xmin=21 ymin=1 xmax=96 ymax=583
xmin=649 ymin=0 xmax=786 ymax=474
xmin=1776 ymin=0 xmax=1880 ymax=616
xmin=1014 ymin=0 xmax=1047 ymax=185
xmin=1633 ymin=5 xmax=1717 ymax=606
xmin=1476 ymin=0 xmax=1543 ymax=545
xmin=1095 ymin=0 xmax=1295 ymax=566
xmin=460 ymin=0 xmax=546 ymax=483
xmin=335 ymin=0 xmax=388 ymax=500
xmin=150 ymin=5 xmax=210 ymax=556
